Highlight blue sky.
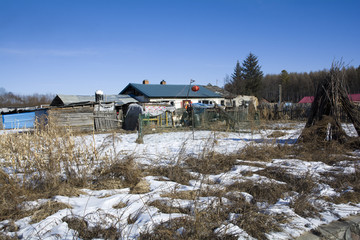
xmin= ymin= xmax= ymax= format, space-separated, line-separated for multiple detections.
xmin=0 ymin=0 xmax=359 ymax=95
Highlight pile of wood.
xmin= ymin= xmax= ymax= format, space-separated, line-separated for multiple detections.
xmin=301 ymin=62 xmax=360 ymax=143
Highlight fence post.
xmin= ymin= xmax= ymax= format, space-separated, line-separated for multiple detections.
xmin=136 ymin=114 xmax=144 ymax=144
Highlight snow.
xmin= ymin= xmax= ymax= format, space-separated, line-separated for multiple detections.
xmin=1 ymin=123 xmax=360 ymax=239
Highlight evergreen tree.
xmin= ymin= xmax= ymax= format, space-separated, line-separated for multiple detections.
xmin=242 ymin=53 xmax=263 ymax=97
xmin=280 ymin=70 xmax=290 ymax=101
xmin=232 ymin=60 xmax=244 ymax=94
xmin=224 ymin=60 xmax=244 ymax=95
xmin=280 ymin=70 xmax=290 ymax=85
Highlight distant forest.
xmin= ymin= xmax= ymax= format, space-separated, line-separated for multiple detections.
xmin=0 ymin=87 xmax=54 ymax=108
xmin=261 ymin=66 xmax=360 ymax=103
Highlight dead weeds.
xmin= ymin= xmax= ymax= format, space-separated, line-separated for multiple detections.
xmin=92 ymin=156 xmax=142 ymax=189
xmin=185 ymin=151 xmax=237 ymax=175
xmin=149 ymin=200 xmax=191 ymax=214
xmin=63 ymin=216 xmax=121 ymax=240
xmin=227 ymin=180 xmax=288 ymax=204
xmin=146 ymin=165 xmax=193 ymax=185
xmin=31 ymin=201 xmax=72 ymax=223
xmin=237 ymin=143 xmax=293 ymax=162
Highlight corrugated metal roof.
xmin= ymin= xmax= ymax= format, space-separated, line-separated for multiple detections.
xmin=120 ymin=83 xmax=222 ymax=98
xmin=50 ymin=94 xmax=137 ymax=106
xmin=55 ymin=95 xmax=94 ymax=105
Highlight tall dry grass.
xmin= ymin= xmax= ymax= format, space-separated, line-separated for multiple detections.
xmin=0 ymin=116 xmax=141 ymax=223
xmin=1 ymin=117 xmax=359 ymax=239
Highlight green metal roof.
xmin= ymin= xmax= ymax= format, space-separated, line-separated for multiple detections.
xmin=120 ymin=83 xmax=222 ymax=98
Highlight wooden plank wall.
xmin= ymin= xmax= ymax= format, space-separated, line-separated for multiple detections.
xmin=94 ymin=112 xmax=117 ymax=131
xmin=49 ymin=106 xmax=95 ymax=132
xmin=49 ymin=105 xmax=121 ymax=132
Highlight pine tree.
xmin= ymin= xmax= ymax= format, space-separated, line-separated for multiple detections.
xmin=224 ymin=61 xmax=244 ymax=95
xmin=280 ymin=70 xmax=290 ymax=101
xmin=242 ymin=53 xmax=263 ymax=97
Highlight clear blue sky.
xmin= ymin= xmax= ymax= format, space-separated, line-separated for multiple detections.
xmin=0 ymin=0 xmax=359 ymax=95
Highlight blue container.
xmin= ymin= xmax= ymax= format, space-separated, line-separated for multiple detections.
xmin=2 ymin=110 xmax=47 ymax=129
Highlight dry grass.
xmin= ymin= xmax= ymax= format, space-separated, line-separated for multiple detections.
xmin=267 ymin=130 xmax=287 ymax=138
xmin=185 ymin=151 xmax=237 ymax=175
xmin=290 ymin=195 xmax=321 ymax=218
xmin=146 ymin=165 xmax=194 ymax=185
xmin=2 ymin=118 xmax=360 ymax=239
xmin=0 ymin=233 xmax=18 ymax=240
xmin=0 ymin=117 xmax=139 ymax=222
xmin=227 ymin=180 xmax=289 ymax=204
xmin=320 ymin=162 xmax=360 ymax=203
xmin=113 ymin=201 xmax=127 ymax=209
xmin=257 ymin=167 xmax=316 ymax=195
xmin=161 ymin=190 xmax=198 ymax=200
xmin=130 ymin=179 xmax=150 ymax=194
xmin=92 ymin=156 xmax=142 ymax=190
xmin=237 ymin=143 xmax=293 ymax=162
xmin=139 ymin=207 xmax=238 ymax=240
xmin=63 ymin=216 xmax=121 ymax=240
xmin=149 ymin=200 xmax=191 ymax=214
xmin=142 ymin=193 xmax=286 ymax=240
xmin=31 ymin=201 xmax=72 ymax=223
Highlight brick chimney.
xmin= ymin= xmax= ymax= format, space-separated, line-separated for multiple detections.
xmin=143 ymin=79 xmax=149 ymax=84
xmin=160 ymin=80 xmax=166 ymax=85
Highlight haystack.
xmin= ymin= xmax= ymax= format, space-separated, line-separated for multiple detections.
xmin=300 ymin=62 xmax=360 ymax=144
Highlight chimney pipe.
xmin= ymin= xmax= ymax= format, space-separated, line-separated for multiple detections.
xmin=95 ymin=90 xmax=104 ymax=102
xmin=143 ymin=79 xmax=149 ymax=84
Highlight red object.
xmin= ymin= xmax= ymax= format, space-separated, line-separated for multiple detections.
xmin=298 ymin=96 xmax=315 ymax=104
xmin=299 ymin=94 xmax=360 ymax=104
xmin=191 ymin=85 xmax=199 ymax=92
xmin=349 ymin=94 xmax=360 ymax=102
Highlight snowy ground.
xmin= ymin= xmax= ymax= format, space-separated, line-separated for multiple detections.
xmin=1 ymin=122 xmax=360 ymax=239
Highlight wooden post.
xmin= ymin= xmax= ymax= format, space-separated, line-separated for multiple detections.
xmin=166 ymin=112 xmax=168 ymax=127
xmin=136 ymin=114 xmax=144 ymax=144
xmin=279 ymin=84 xmax=282 ymax=106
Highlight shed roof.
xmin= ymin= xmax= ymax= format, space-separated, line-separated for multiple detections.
xmin=120 ymin=83 xmax=222 ymax=98
xmin=50 ymin=94 xmax=138 ymax=107
xmin=298 ymin=96 xmax=315 ymax=104
xmin=349 ymin=94 xmax=360 ymax=102
xmin=298 ymin=94 xmax=360 ymax=104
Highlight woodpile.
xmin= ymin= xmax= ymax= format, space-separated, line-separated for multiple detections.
xmin=301 ymin=61 xmax=360 ymax=143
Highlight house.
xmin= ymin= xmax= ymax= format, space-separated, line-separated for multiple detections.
xmin=119 ymin=80 xmax=224 ymax=109
xmin=298 ymin=94 xmax=360 ymax=104
xmin=203 ymin=84 xmax=259 ymax=109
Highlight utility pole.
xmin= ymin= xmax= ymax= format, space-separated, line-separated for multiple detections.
xmin=278 ymin=84 xmax=282 ymax=106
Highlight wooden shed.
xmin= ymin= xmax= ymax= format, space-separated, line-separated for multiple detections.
xmin=49 ymin=93 xmax=138 ymax=132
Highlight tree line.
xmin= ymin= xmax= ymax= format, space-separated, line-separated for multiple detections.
xmin=0 ymin=87 xmax=54 ymax=108
xmin=224 ymin=54 xmax=360 ymax=103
